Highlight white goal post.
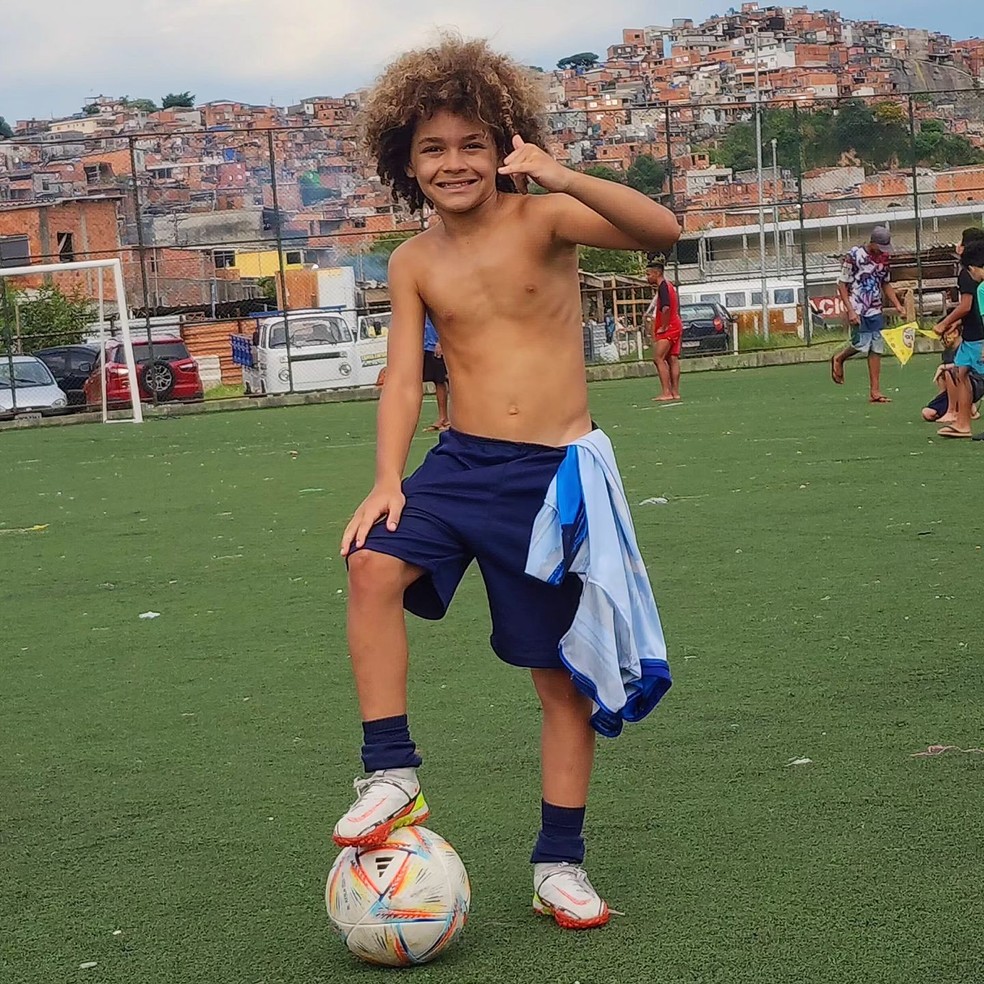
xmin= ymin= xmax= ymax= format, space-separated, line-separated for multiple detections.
xmin=0 ymin=258 xmax=143 ymax=423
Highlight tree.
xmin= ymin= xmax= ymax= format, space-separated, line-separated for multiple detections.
xmin=128 ymin=98 xmax=158 ymax=114
xmin=0 ymin=116 xmax=12 ymax=139
xmin=161 ymin=92 xmax=195 ymax=110
xmin=579 ymin=247 xmax=643 ymax=275
xmin=527 ymin=66 xmax=545 ymax=73
xmin=2 ymin=283 xmax=96 ymax=352
xmin=913 ymin=119 xmax=984 ymax=168
xmin=703 ymin=101 xmax=982 ymax=180
xmin=583 ymin=165 xmax=625 ymax=183
xmin=626 ymin=154 xmax=666 ymax=197
xmin=368 ymin=232 xmax=416 ymax=257
xmin=256 ymin=277 xmax=278 ymax=302
xmin=82 ymin=103 xmax=100 ymax=116
xmin=557 ymin=52 xmax=600 ymax=71
xmin=299 ymin=171 xmax=336 ymax=206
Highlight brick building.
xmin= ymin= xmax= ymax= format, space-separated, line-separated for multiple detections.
xmin=0 ymin=198 xmax=123 ymax=299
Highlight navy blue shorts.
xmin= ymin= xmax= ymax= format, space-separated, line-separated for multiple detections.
xmin=357 ymin=429 xmax=582 ymax=669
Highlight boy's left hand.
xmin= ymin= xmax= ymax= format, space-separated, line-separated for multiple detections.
xmin=498 ymin=135 xmax=572 ymax=195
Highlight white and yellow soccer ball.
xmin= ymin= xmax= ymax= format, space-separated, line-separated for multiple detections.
xmin=325 ymin=826 xmax=470 ymax=967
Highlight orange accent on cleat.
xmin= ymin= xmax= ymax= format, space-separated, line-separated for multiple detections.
xmin=332 ymin=801 xmax=429 ymax=849
xmin=532 ymin=894 xmax=611 ymax=930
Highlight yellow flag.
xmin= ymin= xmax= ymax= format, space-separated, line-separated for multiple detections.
xmin=914 ymin=324 xmax=940 ymax=340
xmin=880 ymin=323 xmax=917 ymax=366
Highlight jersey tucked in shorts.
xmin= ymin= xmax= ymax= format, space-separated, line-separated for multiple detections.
xmin=357 ymin=430 xmax=583 ymax=668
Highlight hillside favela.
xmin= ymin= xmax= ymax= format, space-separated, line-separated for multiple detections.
xmin=2 ymin=1 xmax=983 ymax=390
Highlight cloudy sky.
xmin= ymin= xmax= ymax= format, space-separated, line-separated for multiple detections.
xmin=1 ymin=1 xmax=974 ymax=122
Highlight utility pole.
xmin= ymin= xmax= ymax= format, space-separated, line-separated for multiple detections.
xmin=772 ymin=138 xmax=781 ymax=275
xmin=753 ymin=25 xmax=770 ymax=338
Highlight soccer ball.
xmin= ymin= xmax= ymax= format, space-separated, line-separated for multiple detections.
xmin=325 ymin=826 xmax=470 ymax=966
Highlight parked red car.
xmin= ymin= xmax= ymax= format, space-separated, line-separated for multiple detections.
xmin=83 ymin=337 xmax=204 ymax=408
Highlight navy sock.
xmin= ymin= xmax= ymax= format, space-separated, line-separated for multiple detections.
xmin=361 ymin=714 xmax=422 ymax=773
xmin=530 ymin=800 xmax=586 ymax=864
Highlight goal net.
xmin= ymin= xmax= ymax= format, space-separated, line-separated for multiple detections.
xmin=0 ymin=258 xmax=143 ymax=424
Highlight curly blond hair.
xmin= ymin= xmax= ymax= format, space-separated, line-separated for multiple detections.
xmin=361 ymin=35 xmax=547 ymax=211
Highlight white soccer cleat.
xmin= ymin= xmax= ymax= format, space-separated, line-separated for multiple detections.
xmin=532 ymin=862 xmax=611 ymax=929
xmin=332 ymin=768 xmax=429 ymax=848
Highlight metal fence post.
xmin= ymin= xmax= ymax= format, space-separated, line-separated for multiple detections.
xmin=907 ymin=96 xmax=925 ymax=320
xmin=664 ymin=104 xmax=679 ymax=283
xmin=267 ymin=130 xmax=295 ymax=394
xmin=128 ymin=136 xmax=157 ymax=391
xmin=793 ymin=103 xmax=812 ymax=346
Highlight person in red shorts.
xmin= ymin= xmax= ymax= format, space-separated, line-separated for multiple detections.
xmin=645 ymin=252 xmax=683 ymax=401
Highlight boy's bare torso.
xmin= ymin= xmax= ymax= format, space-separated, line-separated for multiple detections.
xmin=404 ymin=195 xmax=591 ymax=447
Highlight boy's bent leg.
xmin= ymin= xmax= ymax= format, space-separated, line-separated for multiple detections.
xmin=831 ymin=343 xmax=858 ymax=384
xmin=347 ymin=549 xmax=423 ymax=722
xmin=529 ymin=668 xmax=609 ymax=929
xmin=334 ymin=550 xmax=429 ymax=848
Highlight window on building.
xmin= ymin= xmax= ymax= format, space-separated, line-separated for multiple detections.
xmin=57 ymin=232 xmax=75 ymax=263
xmin=773 ymin=288 xmax=795 ymax=304
xmin=676 ymin=239 xmax=699 ymax=265
xmin=148 ymin=251 xmax=159 ymax=274
xmin=725 ymin=291 xmax=747 ymax=308
xmin=0 ymin=235 xmax=30 ymax=268
xmin=285 ymin=250 xmax=302 ymax=265
xmin=213 ymin=249 xmax=236 ymax=269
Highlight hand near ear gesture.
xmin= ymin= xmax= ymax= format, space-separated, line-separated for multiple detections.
xmin=498 ymin=135 xmax=573 ymax=195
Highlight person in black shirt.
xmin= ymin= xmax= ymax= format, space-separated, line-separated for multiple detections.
xmin=934 ymin=234 xmax=984 ymax=437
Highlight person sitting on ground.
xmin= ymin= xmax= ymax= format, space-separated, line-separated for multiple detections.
xmin=921 ymin=339 xmax=982 ymax=422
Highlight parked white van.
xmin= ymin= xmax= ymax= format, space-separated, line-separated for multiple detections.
xmin=233 ymin=308 xmax=391 ymax=395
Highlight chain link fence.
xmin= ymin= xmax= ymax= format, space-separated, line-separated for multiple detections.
xmin=1 ymin=88 xmax=982 ymax=406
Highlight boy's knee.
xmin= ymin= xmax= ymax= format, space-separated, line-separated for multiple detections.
xmin=347 ymin=549 xmax=415 ymax=599
xmin=532 ymin=668 xmax=590 ymax=711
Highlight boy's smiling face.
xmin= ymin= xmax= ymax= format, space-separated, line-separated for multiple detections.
xmin=407 ymin=109 xmax=500 ymax=214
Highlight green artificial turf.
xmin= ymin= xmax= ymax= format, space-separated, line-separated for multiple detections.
xmin=2 ymin=357 xmax=982 ymax=984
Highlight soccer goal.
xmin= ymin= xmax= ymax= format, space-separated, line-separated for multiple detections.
xmin=0 ymin=258 xmax=143 ymax=423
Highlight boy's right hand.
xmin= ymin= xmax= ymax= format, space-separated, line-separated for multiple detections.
xmin=340 ymin=483 xmax=405 ymax=557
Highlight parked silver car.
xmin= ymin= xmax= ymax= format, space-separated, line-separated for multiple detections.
xmin=0 ymin=355 xmax=69 ymax=419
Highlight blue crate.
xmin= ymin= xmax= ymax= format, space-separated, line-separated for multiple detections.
xmin=231 ymin=334 xmax=254 ymax=368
